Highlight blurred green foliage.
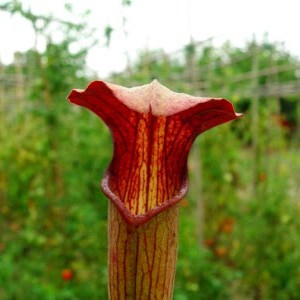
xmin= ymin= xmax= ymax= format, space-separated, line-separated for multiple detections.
xmin=1 ymin=3 xmax=300 ymax=299
xmin=0 ymin=41 xmax=110 ymax=299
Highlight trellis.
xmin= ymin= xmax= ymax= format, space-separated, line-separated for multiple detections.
xmin=1 ymin=39 xmax=300 ymax=108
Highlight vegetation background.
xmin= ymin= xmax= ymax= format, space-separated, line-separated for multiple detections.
xmin=0 ymin=1 xmax=300 ymax=299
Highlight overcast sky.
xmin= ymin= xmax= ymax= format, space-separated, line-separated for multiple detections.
xmin=0 ymin=0 xmax=299 ymax=77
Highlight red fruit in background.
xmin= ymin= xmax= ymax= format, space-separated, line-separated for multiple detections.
xmin=61 ymin=269 xmax=73 ymax=281
xmin=219 ymin=218 xmax=234 ymax=233
xmin=179 ymin=199 xmax=189 ymax=207
xmin=0 ymin=242 xmax=5 ymax=251
xmin=275 ymin=114 xmax=294 ymax=130
xmin=258 ymin=172 xmax=267 ymax=182
xmin=214 ymin=246 xmax=228 ymax=257
xmin=203 ymin=238 xmax=215 ymax=248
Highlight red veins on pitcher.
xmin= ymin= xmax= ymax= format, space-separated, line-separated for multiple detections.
xmin=68 ymin=80 xmax=242 ymax=226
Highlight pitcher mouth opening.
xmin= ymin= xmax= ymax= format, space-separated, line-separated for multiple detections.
xmin=101 ymin=171 xmax=188 ymax=226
